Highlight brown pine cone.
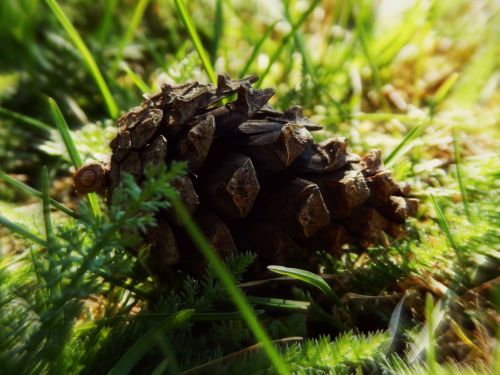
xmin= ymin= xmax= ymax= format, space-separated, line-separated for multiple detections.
xmin=74 ymin=74 xmax=418 ymax=278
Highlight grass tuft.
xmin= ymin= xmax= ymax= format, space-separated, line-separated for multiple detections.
xmin=173 ymin=0 xmax=217 ymax=83
xmin=45 ymin=0 xmax=119 ymax=118
xmin=48 ymin=97 xmax=102 ymax=220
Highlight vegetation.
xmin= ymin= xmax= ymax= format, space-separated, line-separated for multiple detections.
xmin=0 ymin=0 xmax=498 ymax=374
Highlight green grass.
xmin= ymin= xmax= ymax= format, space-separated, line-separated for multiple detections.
xmin=169 ymin=195 xmax=289 ymax=375
xmin=45 ymin=0 xmax=119 ymax=119
xmin=0 ymin=0 xmax=498 ymax=373
xmin=173 ymin=0 xmax=217 ymax=83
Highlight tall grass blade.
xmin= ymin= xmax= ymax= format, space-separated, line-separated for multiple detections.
xmin=429 ymin=194 xmax=459 ymax=254
xmin=356 ymin=21 xmax=389 ymax=111
xmin=433 ymin=72 xmax=459 ymax=106
xmin=168 ymin=195 xmax=289 ymax=375
xmin=283 ymin=0 xmax=316 ymax=81
xmin=96 ymin=0 xmax=119 ymax=43
xmin=48 ymin=97 xmax=102 ymax=219
xmin=425 ymin=294 xmax=437 ymax=374
xmin=108 ymin=309 xmax=194 ymax=375
xmin=0 ymin=170 xmax=77 ymax=218
xmin=258 ymin=0 xmax=320 ymax=85
xmin=407 ymin=296 xmax=447 ymax=365
xmin=0 ymin=215 xmax=47 ymax=247
xmin=210 ymin=0 xmax=223 ymax=66
xmin=112 ymin=0 xmax=150 ymax=72
xmin=248 ymin=296 xmax=310 ymax=311
xmin=384 ymin=292 xmax=407 ymax=354
xmin=384 ymin=124 xmax=422 ymax=166
xmin=45 ymin=0 xmax=119 ymax=118
xmin=267 ymin=265 xmax=340 ymax=305
xmin=239 ymin=21 xmax=278 ymax=78
xmin=430 ymin=194 xmax=468 ymax=280
xmin=41 ymin=166 xmax=56 ymax=247
xmin=452 ymin=127 xmax=471 ymax=222
xmin=447 ymin=40 xmax=497 ymax=106
xmin=0 ymin=106 xmax=52 ymax=132
xmin=173 ymin=0 xmax=217 ymax=83
xmin=120 ymin=62 xmax=152 ymax=94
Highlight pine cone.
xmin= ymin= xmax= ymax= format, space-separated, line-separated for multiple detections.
xmin=74 ymin=74 xmax=418 ymax=278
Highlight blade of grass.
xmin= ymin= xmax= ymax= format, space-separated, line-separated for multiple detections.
xmin=112 ymin=0 xmax=150 ymax=74
xmin=384 ymin=292 xmax=407 ymax=354
xmin=168 ymin=195 xmax=289 ymax=375
xmin=425 ymin=294 xmax=437 ymax=374
xmin=447 ymin=39 xmax=497 ymax=106
xmin=355 ymin=21 xmax=389 ymax=111
xmin=248 ymin=296 xmax=310 ymax=311
xmin=283 ymin=0 xmax=316 ymax=81
xmin=41 ymin=167 xmax=55 ymax=247
xmin=452 ymin=127 xmax=472 ymax=222
xmin=41 ymin=166 xmax=63 ymax=299
xmin=384 ymin=124 xmax=422 ymax=166
xmin=182 ymin=337 xmax=303 ymax=375
xmin=373 ymin=1 xmax=424 ymax=68
xmin=48 ymin=97 xmax=102 ymax=220
xmin=429 ymin=194 xmax=459 ymax=254
xmin=0 ymin=215 xmax=47 ymax=247
xmin=136 ymin=311 xmax=265 ymax=322
xmin=0 ymin=170 xmax=77 ymax=219
xmin=267 ymin=265 xmax=340 ymax=305
xmin=429 ymin=194 xmax=468 ymax=277
xmin=173 ymin=0 xmax=217 ymax=83
xmin=258 ymin=0 xmax=320 ymax=86
xmin=45 ymin=0 xmax=119 ymax=118
xmin=108 ymin=309 xmax=194 ymax=375
xmin=407 ymin=295 xmax=447 ymax=365
xmin=0 ymin=106 xmax=52 ymax=132
xmin=210 ymin=0 xmax=223 ymax=66
xmin=96 ymin=0 xmax=119 ymax=43
xmin=434 ymin=72 xmax=459 ymax=106
xmin=120 ymin=62 xmax=152 ymax=94
xmin=239 ymin=20 xmax=278 ymax=78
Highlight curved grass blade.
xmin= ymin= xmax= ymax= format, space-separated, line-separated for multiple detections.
xmin=45 ymin=0 xmax=119 ymax=118
xmin=48 ymin=97 xmax=102 ymax=220
xmin=168 ymin=195 xmax=289 ymax=375
xmin=210 ymin=0 xmax=223 ymax=66
xmin=108 ymin=309 xmax=194 ymax=375
xmin=0 ymin=106 xmax=52 ymax=132
xmin=434 ymin=72 xmax=459 ymax=106
xmin=0 ymin=170 xmax=78 ymax=219
xmin=41 ymin=166 xmax=55 ymax=247
xmin=384 ymin=123 xmax=422 ymax=166
xmin=452 ymin=127 xmax=472 ymax=222
xmin=267 ymin=265 xmax=340 ymax=306
xmin=173 ymin=0 xmax=217 ymax=83
xmin=248 ymin=296 xmax=310 ymax=311
xmin=0 ymin=215 xmax=47 ymax=247
xmin=429 ymin=194 xmax=459 ymax=252
xmin=182 ymin=337 xmax=303 ymax=375
xmin=239 ymin=21 xmax=278 ymax=78
xmin=120 ymin=62 xmax=152 ymax=94
xmin=283 ymin=0 xmax=315 ymax=81
xmin=96 ymin=0 xmax=119 ymax=43
xmin=384 ymin=292 xmax=407 ymax=354
xmin=407 ymin=296 xmax=447 ymax=365
xmin=258 ymin=0 xmax=319 ymax=85
xmin=356 ymin=21 xmax=389 ymax=111
xmin=112 ymin=0 xmax=151 ymax=73
xmin=425 ymin=294 xmax=437 ymax=373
